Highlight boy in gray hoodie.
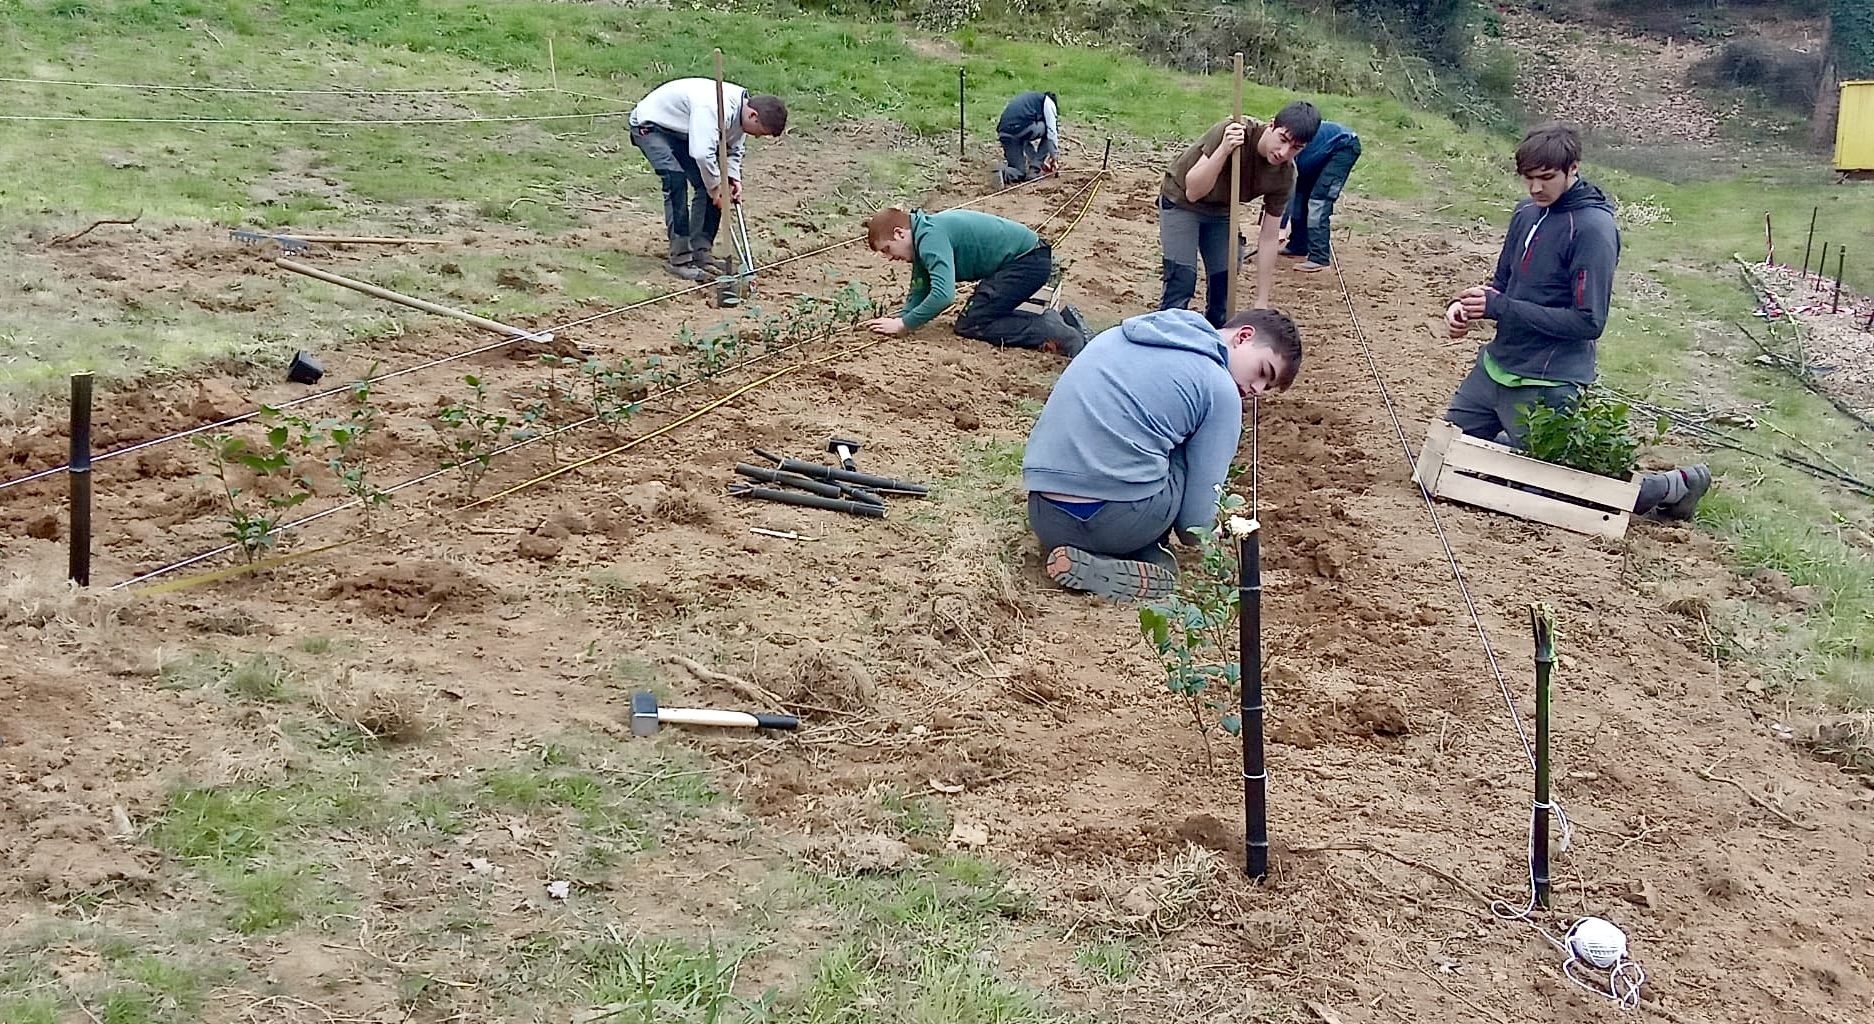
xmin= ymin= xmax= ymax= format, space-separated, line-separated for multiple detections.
xmin=1445 ymin=122 xmax=1710 ymax=520
xmin=1023 ymin=307 xmax=1302 ymax=602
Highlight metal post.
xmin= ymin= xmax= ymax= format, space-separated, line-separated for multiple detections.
xmin=958 ymin=68 xmax=965 ymax=159
xmin=68 ymin=372 xmax=94 ymax=586
xmin=1800 ymin=206 xmax=1817 ymax=277
xmin=1833 ymin=248 xmax=1846 ymax=314
xmin=1817 ymin=242 xmax=1830 ymax=292
xmin=1102 ymin=138 xmax=1111 ymax=170
xmin=1241 ymin=529 xmax=1267 ymax=882
xmin=1531 ymin=605 xmax=1554 ymax=909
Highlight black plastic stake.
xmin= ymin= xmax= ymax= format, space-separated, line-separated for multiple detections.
xmin=1531 ymin=605 xmax=1555 ymax=909
xmin=728 ymin=485 xmax=885 ymax=519
xmin=1833 ymin=247 xmax=1846 ymax=314
xmin=1800 ymin=206 xmax=1818 ymax=277
xmin=1102 ymin=138 xmax=1111 ymax=170
xmin=1817 ymin=242 xmax=1830 ymax=292
xmin=1240 ymin=530 xmax=1267 ymax=882
xmin=68 ymin=372 xmax=94 ymax=586
xmin=958 ymin=68 xmax=965 ymax=159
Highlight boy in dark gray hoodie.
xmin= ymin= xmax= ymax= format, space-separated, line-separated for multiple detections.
xmin=1023 ymin=307 xmax=1302 ymax=602
xmin=1444 ymin=122 xmax=1710 ymax=520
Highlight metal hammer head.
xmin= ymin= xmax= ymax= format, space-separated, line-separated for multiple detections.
xmin=630 ymin=691 xmax=660 ymax=737
xmin=826 ymin=436 xmax=862 ymax=470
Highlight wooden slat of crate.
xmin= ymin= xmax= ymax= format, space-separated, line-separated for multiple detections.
xmin=1415 ymin=420 xmax=1640 ymax=540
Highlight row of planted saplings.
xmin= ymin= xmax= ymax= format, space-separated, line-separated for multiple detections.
xmin=192 ymin=283 xmax=886 ymax=562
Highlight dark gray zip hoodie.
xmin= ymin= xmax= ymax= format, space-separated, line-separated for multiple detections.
xmin=1480 ymin=178 xmax=1620 ymax=385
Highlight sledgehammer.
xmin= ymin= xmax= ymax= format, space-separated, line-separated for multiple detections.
xmin=630 ymin=691 xmax=800 ymax=736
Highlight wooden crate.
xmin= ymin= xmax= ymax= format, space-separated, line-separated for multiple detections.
xmin=1016 ymin=283 xmax=1063 ymax=316
xmin=1414 ymin=420 xmax=1641 ymax=540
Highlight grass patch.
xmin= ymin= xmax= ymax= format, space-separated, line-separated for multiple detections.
xmin=476 ymin=741 xmax=719 ymax=850
xmin=1073 ymin=936 xmax=1138 ymax=984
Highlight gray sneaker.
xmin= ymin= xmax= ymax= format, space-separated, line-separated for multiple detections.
xmin=665 ymin=260 xmax=709 ymax=282
xmin=1656 ymin=464 xmax=1711 ymax=521
xmin=1044 ymin=546 xmax=1176 ymax=603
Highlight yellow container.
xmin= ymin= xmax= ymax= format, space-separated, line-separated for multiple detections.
xmin=1840 ymin=80 xmax=1874 ymax=172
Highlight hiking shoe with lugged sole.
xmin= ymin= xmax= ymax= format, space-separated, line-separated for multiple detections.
xmin=1060 ymin=304 xmax=1095 ymax=346
xmin=1655 ymin=464 xmax=1711 ymax=521
xmin=665 ymin=261 xmax=710 ymax=282
xmin=1293 ymin=261 xmax=1330 ymax=273
xmin=1045 ymin=546 xmax=1176 ymax=603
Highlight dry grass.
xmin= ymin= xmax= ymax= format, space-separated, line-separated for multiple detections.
xmin=311 ymin=666 xmax=436 ymax=745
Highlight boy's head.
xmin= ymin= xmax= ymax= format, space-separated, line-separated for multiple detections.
xmin=743 ymin=95 xmax=788 ymax=137
xmin=1219 ymin=308 xmax=1302 ymax=397
xmin=1514 ymin=122 xmax=1581 ymax=208
xmin=865 ymin=208 xmax=915 ymax=262
xmin=1258 ymin=101 xmax=1322 ymax=165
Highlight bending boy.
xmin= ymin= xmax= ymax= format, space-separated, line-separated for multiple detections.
xmin=629 ymin=78 xmax=788 ymax=281
xmin=1444 ymin=122 xmax=1710 ymax=520
xmin=1158 ymin=101 xmax=1320 ymax=323
xmin=863 ymin=208 xmax=1092 ymax=356
xmin=1023 ymin=308 xmax=1303 ymax=602
xmin=995 ymin=91 xmax=1059 ymax=186
xmin=1279 ymin=119 xmax=1361 ymax=272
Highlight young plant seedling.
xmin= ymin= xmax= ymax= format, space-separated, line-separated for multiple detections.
xmin=433 ymin=374 xmax=516 ymax=499
xmin=1137 ymin=480 xmax=1250 ymax=766
xmin=1518 ymin=388 xmax=1667 ymax=479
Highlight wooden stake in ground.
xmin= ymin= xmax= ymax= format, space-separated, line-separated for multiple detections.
xmin=714 ymin=49 xmax=730 ymax=212
xmin=1225 ymin=51 xmax=1244 ymax=319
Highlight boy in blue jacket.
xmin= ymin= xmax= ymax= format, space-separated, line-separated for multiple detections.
xmin=1023 ymin=307 xmax=1303 ymax=602
xmin=994 ymin=91 xmax=1059 ymax=186
xmin=1444 ymin=122 xmax=1710 ymax=519
xmin=1279 ymin=120 xmax=1361 ymax=272
xmin=863 ymin=207 xmax=1091 ymax=355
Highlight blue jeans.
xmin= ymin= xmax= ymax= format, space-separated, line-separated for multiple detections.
xmin=1282 ymin=139 xmax=1360 ymax=265
xmin=629 ymin=124 xmax=720 ymax=265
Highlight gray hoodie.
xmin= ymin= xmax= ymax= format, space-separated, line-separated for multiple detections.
xmin=1480 ymin=178 xmax=1621 ymax=384
xmin=1022 ymin=309 xmax=1242 ymax=530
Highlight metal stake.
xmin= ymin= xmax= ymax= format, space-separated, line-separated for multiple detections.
xmin=1800 ymin=206 xmax=1817 ymax=277
xmin=958 ymin=68 xmax=965 ymax=159
xmin=1102 ymin=138 xmax=1111 ymax=170
xmin=68 ymin=372 xmax=94 ymax=586
xmin=1833 ymin=247 xmax=1846 ymax=314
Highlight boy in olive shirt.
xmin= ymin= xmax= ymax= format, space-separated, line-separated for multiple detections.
xmin=863 ymin=207 xmax=1091 ymax=356
xmin=1158 ymin=100 xmax=1320 ymax=324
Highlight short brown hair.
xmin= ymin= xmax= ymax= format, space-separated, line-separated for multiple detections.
xmin=748 ymin=95 xmax=787 ymax=135
xmin=865 ymin=207 xmax=910 ymax=249
xmin=1223 ymin=308 xmax=1303 ymax=391
xmin=1515 ymin=122 xmax=1581 ymax=175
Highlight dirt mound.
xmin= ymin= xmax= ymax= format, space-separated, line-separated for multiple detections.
xmin=319 ymin=560 xmax=490 ymax=618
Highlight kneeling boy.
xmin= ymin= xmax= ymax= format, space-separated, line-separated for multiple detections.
xmin=1022 ymin=307 xmax=1303 ymax=602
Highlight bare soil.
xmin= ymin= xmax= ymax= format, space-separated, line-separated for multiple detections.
xmin=4 ymin=142 xmax=1873 ymax=1023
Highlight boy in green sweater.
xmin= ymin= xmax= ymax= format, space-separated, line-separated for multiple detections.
xmin=862 ymin=207 xmax=1091 ymax=356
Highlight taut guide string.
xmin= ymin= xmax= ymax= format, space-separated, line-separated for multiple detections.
xmin=1324 ymin=256 xmax=1645 ymax=1009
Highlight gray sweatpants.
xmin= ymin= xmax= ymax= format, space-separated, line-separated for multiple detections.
xmin=1026 ymin=448 xmax=1186 ymax=567
xmin=1444 ymin=359 xmax=1674 ymax=512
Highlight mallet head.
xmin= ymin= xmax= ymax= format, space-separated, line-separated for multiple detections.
xmin=630 ymin=691 xmax=660 ymax=737
xmin=826 ymin=436 xmax=862 ymax=471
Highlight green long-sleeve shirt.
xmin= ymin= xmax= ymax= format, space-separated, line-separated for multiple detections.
xmin=899 ymin=209 xmax=1041 ymax=329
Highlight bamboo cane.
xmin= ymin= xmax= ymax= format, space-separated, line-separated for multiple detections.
xmin=1225 ymin=52 xmax=1245 ymax=319
xmin=1531 ymin=604 xmax=1554 ymax=909
xmin=275 ymin=258 xmax=552 ymax=342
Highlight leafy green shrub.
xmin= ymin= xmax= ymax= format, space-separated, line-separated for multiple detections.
xmin=1517 ymin=390 xmax=1666 ymax=480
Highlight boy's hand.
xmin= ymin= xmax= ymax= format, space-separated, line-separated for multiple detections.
xmin=1445 ymin=300 xmax=1470 ymax=338
xmin=1456 ymin=285 xmax=1492 ymax=320
xmin=864 ymin=316 xmax=906 ymax=336
xmin=729 ymin=178 xmax=743 ymax=203
xmin=1041 ymin=157 xmax=1057 ymax=175
xmin=1217 ymin=120 xmax=1246 ymax=153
